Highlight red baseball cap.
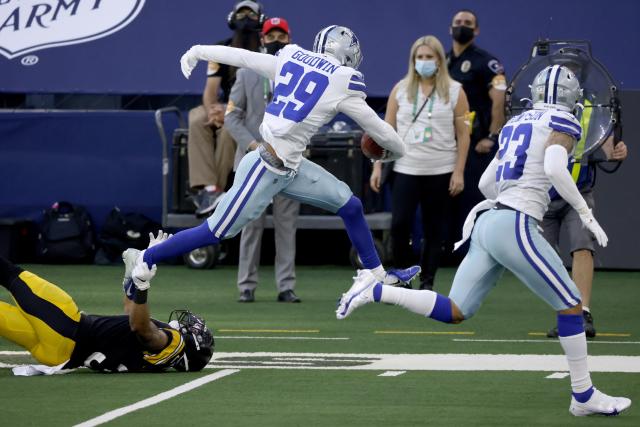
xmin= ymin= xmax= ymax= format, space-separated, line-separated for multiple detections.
xmin=262 ymin=17 xmax=290 ymax=35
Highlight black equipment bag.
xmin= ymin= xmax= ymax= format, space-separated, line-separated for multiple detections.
xmin=37 ymin=201 xmax=95 ymax=263
xmin=96 ymin=207 xmax=161 ymax=263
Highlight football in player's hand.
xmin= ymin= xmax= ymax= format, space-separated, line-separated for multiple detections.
xmin=360 ymin=132 xmax=385 ymax=160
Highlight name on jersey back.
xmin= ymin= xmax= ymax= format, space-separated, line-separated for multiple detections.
xmin=290 ymin=50 xmax=339 ymax=74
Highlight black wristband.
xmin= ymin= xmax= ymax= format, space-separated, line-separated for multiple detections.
xmin=487 ymin=133 xmax=499 ymax=143
xmin=133 ymin=289 xmax=148 ymax=304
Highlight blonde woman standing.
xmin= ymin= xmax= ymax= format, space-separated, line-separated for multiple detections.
xmin=370 ymin=35 xmax=470 ymax=290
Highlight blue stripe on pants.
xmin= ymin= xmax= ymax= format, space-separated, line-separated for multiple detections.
xmin=515 ymin=212 xmax=579 ymax=307
xmin=211 ymin=158 xmax=262 ymax=238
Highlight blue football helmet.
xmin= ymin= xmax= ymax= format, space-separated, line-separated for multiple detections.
xmin=312 ymin=25 xmax=363 ymax=69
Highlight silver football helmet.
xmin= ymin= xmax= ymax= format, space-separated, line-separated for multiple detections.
xmin=312 ymin=25 xmax=363 ymax=69
xmin=531 ymin=64 xmax=583 ymax=111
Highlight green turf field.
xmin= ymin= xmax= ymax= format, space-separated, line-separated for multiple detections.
xmin=1 ymin=264 xmax=638 ymax=426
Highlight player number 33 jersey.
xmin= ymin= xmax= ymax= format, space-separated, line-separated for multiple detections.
xmin=495 ymin=109 xmax=582 ymax=220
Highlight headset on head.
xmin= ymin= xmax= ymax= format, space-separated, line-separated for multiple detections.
xmin=227 ymin=1 xmax=266 ymax=30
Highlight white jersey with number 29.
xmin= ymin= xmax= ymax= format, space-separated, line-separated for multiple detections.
xmin=185 ymin=43 xmax=405 ymax=171
xmin=261 ymin=44 xmax=403 ymax=170
xmin=495 ymin=108 xmax=582 ymax=220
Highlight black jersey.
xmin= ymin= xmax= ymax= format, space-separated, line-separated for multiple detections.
xmin=66 ymin=314 xmax=185 ymax=373
xmin=447 ymin=44 xmax=505 ymax=140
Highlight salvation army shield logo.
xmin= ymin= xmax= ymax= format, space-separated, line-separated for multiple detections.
xmin=0 ymin=0 xmax=145 ymax=60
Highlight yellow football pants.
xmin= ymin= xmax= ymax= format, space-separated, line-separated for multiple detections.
xmin=0 ymin=271 xmax=81 ymax=366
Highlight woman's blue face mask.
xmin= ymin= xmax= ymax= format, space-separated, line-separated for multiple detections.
xmin=415 ymin=59 xmax=437 ymax=77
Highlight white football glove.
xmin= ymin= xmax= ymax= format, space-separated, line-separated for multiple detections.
xmin=148 ymin=230 xmax=171 ymax=248
xmin=577 ymin=207 xmax=608 ymax=247
xmin=180 ymin=46 xmax=200 ymax=79
xmin=132 ymin=262 xmax=157 ymax=291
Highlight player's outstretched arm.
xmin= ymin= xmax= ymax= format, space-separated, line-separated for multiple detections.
xmin=180 ymin=45 xmax=277 ymax=80
xmin=544 ymin=131 xmax=608 ymax=247
xmin=338 ymin=96 xmax=405 ymax=162
xmin=128 ymin=265 xmax=167 ymax=351
xmin=129 ymin=297 xmax=168 ymax=352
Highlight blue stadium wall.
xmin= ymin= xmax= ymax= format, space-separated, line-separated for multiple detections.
xmin=1 ymin=0 xmax=639 ymax=268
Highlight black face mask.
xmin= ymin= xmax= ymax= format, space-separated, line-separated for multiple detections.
xmin=234 ymin=17 xmax=261 ymax=33
xmin=452 ymin=26 xmax=475 ymax=44
xmin=264 ymin=41 xmax=287 ymax=55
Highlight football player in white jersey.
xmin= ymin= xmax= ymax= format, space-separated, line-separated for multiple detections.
xmin=336 ymin=65 xmax=631 ymax=416
xmin=132 ymin=26 xmax=419 ymax=291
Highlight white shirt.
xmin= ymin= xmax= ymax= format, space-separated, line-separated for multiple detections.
xmin=190 ymin=44 xmax=406 ymax=171
xmin=393 ymin=80 xmax=461 ymax=176
xmin=495 ymin=108 xmax=582 ymax=220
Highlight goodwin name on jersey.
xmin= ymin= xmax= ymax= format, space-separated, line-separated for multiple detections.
xmin=289 ymin=50 xmax=340 ymax=74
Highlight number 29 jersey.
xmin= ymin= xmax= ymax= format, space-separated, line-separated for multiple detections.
xmin=495 ymin=108 xmax=582 ymax=221
xmin=260 ymin=44 xmax=367 ymax=170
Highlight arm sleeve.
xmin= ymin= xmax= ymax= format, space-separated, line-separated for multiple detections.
xmin=544 ymin=144 xmax=589 ymax=214
xmin=478 ymin=157 xmax=499 ymax=199
xmin=190 ymin=45 xmax=277 ymax=80
xmin=224 ymin=70 xmax=258 ymax=153
xmin=337 ymin=96 xmax=405 ymax=161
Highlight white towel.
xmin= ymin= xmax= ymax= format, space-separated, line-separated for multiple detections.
xmin=12 ymin=361 xmax=75 ymax=376
xmin=453 ymin=199 xmax=497 ymax=251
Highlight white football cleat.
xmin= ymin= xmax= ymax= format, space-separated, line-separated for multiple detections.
xmin=569 ymin=388 xmax=631 ymax=416
xmin=121 ymin=248 xmax=141 ymax=285
xmin=336 ymin=269 xmax=379 ymax=320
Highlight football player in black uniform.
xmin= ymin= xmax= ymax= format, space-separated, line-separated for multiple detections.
xmin=0 ymin=232 xmax=213 ymax=373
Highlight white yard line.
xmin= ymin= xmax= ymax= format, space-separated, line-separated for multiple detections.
xmin=453 ymin=338 xmax=640 ymax=344
xmin=379 ymin=371 xmax=406 ymax=377
xmin=4 ymin=352 xmax=640 ymax=375
xmin=72 ymin=369 xmax=239 ymax=427
xmin=209 ymin=352 xmax=640 ymax=373
xmin=546 ymin=372 xmax=570 ymax=379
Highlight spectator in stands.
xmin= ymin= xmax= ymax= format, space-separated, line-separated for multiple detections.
xmin=188 ymin=0 xmax=265 ymax=217
xmin=447 ymin=9 xmax=506 ymax=254
xmin=370 ymin=35 xmax=470 ymax=290
xmin=224 ymin=17 xmax=301 ymax=303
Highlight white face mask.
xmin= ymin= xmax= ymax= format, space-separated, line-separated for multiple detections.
xmin=415 ymin=59 xmax=437 ymax=77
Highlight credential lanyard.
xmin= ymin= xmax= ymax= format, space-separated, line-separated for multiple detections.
xmin=412 ymin=87 xmax=435 ymax=142
xmin=263 ymin=78 xmax=272 ymax=104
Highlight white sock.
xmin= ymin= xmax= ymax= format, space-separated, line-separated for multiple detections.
xmin=582 ymin=306 xmax=590 ymax=313
xmin=378 ymin=285 xmax=437 ymax=316
xmin=371 ymin=266 xmax=385 ymax=282
xmin=558 ymin=332 xmax=593 ymax=393
xmin=204 ymin=185 xmax=217 ymax=192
